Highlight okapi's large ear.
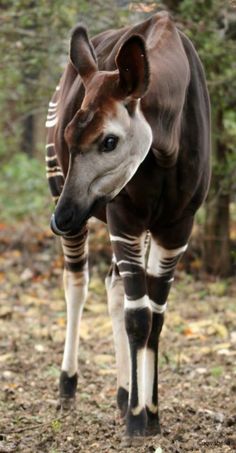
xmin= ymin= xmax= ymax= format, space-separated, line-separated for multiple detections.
xmin=116 ymin=35 xmax=149 ymax=99
xmin=70 ymin=25 xmax=97 ymax=84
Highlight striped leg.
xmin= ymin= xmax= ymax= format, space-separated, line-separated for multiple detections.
xmin=110 ymin=233 xmax=152 ymax=437
xmin=145 ymin=239 xmax=187 ymax=434
xmin=105 ymin=259 xmax=129 ymax=417
xmin=59 ymin=226 xmax=89 ymax=408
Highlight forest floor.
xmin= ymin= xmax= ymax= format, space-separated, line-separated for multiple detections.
xmin=0 ymin=221 xmax=236 ymax=453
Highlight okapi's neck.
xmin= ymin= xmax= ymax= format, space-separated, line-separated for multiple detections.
xmin=54 ymin=64 xmax=85 ymax=175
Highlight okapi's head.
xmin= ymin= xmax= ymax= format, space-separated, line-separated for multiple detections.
xmin=51 ymin=26 xmax=152 ymax=235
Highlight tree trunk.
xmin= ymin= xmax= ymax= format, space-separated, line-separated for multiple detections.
xmin=204 ymin=110 xmax=231 ymax=276
xmin=21 ymin=114 xmax=35 ymax=157
xmin=204 ymin=193 xmax=231 ymax=276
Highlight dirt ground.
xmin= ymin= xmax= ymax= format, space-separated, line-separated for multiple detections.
xmin=0 ymin=221 xmax=236 ymax=453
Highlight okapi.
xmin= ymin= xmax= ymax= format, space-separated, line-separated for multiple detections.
xmin=46 ymin=12 xmax=210 ymax=438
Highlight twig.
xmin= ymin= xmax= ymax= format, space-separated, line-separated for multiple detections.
xmin=3 ymin=411 xmax=72 ymax=435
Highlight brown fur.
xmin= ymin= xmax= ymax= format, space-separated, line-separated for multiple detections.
xmin=53 ymin=13 xmax=191 ymax=172
xmin=48 ymin=11 xmax=210 ymax=245
xmin=46 ymin=12 xmax=211 ymax=438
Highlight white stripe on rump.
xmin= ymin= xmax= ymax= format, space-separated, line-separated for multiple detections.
xmin=46 ymin=117 xmax=58 ymax=128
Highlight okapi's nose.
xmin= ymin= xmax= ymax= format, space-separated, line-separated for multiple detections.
xmin=50 ymin=206 xmax=74 ymax=236
xmin=50 ymin=214 xmax=70 ymax=236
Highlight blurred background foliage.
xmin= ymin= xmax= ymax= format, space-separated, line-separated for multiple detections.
xmin=0 ymin=0 xmax=235 ymax=276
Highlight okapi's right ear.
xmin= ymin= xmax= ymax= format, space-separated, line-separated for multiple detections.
xmin=70 ymin=25 xmax=97 ymax=84
xmin=116 ymin=35 xmax=150 ymax=99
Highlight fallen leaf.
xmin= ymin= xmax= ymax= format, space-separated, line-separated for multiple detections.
xmin=182 ymin=327 xmax=194 ymax=336
xmin=154 ymin=447 xmax=163 ymax=453
xmin=20 ymin=268 xmax=34 ymax=282
xmin=57 ymin=317 xmax=65 ymax=327
xmin=206 ymin=323 xmax=228 ymax=338
xmin=196 ymin=367 xmax=207 ymax=374
xmin=0 ymin=223 xmax=7 ymax=230
xmin=0 ymin=353 xmax=13 ymax=363
xmin=217 ymin=349 xmax=236 ymax=356
xmin=34 ymin=344 xmax=45 ymax=352
xmin=0 ymin=308 xmax=12 ymax=320
xmin=230 ymin=331 xmax=236 ymax=343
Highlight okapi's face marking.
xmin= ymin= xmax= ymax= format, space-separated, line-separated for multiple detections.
xmin=52 ymin=26 xmax=152 ymax=235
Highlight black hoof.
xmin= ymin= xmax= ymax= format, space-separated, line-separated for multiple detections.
xmin=59 ymin=371 xmax=77 ymax=399
xmin=117 ymin=387 xmax=129 ymax=418
xmin=145 ymin=422 xmax=161 ymax=436
xmin=57 ymin=396 xmax=76 ymax=411
xmin=121 ymin=435 xmax=145 ymax=448
xmin=146 ymin=407 xmax=161 ymax=436
xmin=126 ymin=408 xmax=147 ymax=437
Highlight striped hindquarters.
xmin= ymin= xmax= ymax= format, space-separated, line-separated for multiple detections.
xmin=45 ymin=86 xmax=64 ymax=203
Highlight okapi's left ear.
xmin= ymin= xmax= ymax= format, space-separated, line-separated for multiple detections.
xmin=70 ymin=25 xmax=98 ymax=84
xmin=116 ymin=35 xmax=150 ymax=99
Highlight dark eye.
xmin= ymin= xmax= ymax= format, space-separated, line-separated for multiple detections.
xmin=102 ymin=135 xmax=119 ymax=152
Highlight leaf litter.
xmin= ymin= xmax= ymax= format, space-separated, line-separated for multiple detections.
xmin=0 ymin=221 xmax=236 ymax=452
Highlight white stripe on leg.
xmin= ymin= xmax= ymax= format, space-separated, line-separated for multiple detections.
xmin=131 ymin=347 xmax=146 ymax=415
xmin=62 ymin=268 xmax=88 ymax=377
xmin=145 ymin=348 xmax=158 ymax=414
xmin=124 ymin=294 xmax=150 ymax=310
xmin=147 ymin=242 xmax=188 ymax=278
xmin=106 ymin=274 xmax=129 ymax=393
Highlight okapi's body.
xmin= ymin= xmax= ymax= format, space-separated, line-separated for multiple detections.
xmin=46 ymin=12 xmax=210 ymax=438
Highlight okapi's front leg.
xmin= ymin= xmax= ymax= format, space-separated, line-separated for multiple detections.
xmin=105 ymin=259 xmax=129 ymax=417
xmin=109 ymin=231 xmax=152 ymax=437
xmin=145 ymin=238 xmax=187 ymax=434
xmin=59 ymin=226 xmax=89 ymax=409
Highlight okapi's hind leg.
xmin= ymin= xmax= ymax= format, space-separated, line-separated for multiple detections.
xmin=108 ymin=230 xmax=152 ymax=438
xmin=145 ymin=238 xmax=188 ymax=435
xmin=105 ymin=259 xmax=129 ymax=417
xmin=59 ymin=226 xmax=89 ymax=410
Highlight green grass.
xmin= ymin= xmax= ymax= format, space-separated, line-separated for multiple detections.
xmin=51 ymin=419 xmax=62 ymax=433
xmin=0 ymin=153 xmax=52 ymax=224
xmin=211 ymin=366 xmax=224 ymax=378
